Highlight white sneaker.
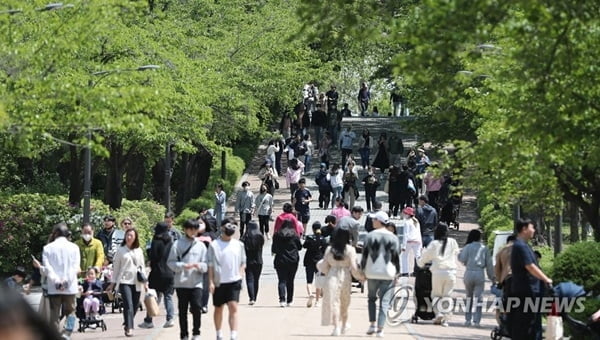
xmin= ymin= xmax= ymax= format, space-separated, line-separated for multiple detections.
xmin=138 ymin=321 xmax=154 ymax=329
xmin=366 ymin=325 xmax=377 ymax=335
xmin=307 ymin=295 xmax=315 ymax=308
xmin=249 ymin=300 xmax=255 ymax=306
xmin=441 ymin=320 xmax=449 ymax=327
xmin=314 ymin=301 xmax=319 ymax=308
xmin=286 ymin=301 xmax=293 ymax=307
xmin=331 ymin=327 xmax=340 ymax=336
xmin=163 ymin=319 xmax=175 ymax=328
xmin=279 ymin=302 xmax=286 ymax=308
xmin=341 ymin=323 xmax=351 ymax=335
xmin=376 ymin=330 xmax=384 ymax=338
xmin=192 ymin=336 xmax=201 ymax=340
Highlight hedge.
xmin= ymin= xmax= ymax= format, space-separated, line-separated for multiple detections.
xmin=0 ymin=193 xmax=164 ymax=276
xmin=553 ymin=241 xmax=600 ymax=295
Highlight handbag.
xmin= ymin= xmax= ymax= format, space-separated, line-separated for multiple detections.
xmin=407 ymin=178 xmax=416 ymax=193
xmin=133 ymin=254 xmax=148 ymax=283
xmin=274 ymin=178 xmax=280 ymax=189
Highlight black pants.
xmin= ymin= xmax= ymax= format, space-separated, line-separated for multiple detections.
xmin=318 ymin=188 xmax=331 ymax=209
xmin=258 ymin=215 xmax=270 ymax=234
xmin=365 ymin=189 xmax=377 ymax=211
xmin=245 ymin=263 xmax=263 ymax=302
xmin=289 ymin=183 xmax=299 ymax=201
xmin=509 ymin=295 xmax=542 ymax=340
xmin=275 ymin=263 xmax=298 ymax=303
xmin=119 ymin=284 xmax=140 ymax=331
xmin=176 ymin=288 xmax=202 ymax=338
xmin=201 ymin=275 xmax=209 ymax=309
xmin=239 ymin=212 xmax=251 ymax=236
xmin=390 ymin=202 xmax=400 ymax=217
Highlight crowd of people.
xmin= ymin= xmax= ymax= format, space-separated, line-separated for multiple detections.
xmin=3 ymin=82 xmax=600 ymax=340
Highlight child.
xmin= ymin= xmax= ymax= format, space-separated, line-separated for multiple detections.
xmin=81 ymin=268 xmax=103 ymax=319
xmin=303 ymin=222 xmax=328 ymax=307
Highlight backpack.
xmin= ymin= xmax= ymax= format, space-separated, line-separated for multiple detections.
xmin=316 ymin=172 xmax=330 ymax=189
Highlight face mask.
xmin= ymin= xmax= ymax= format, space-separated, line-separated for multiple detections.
xmin=223 ymin=228 xmax=235 ymax=236
xmin=82 ymin=234 xmax=92 ymax=242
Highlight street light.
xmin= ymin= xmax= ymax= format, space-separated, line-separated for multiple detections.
xmin=81 ymin=64 xmax=160 ymax=223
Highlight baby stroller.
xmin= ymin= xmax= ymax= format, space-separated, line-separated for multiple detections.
xmin=491 ymin=276 xmax=512 ymax=340
xmin=552 ymin=282 xmax=600 ymax=340
xmin=411 ymin=264 xmax=436 ymax=323
xmin=76 ymin=293 xmax=107 ymax=332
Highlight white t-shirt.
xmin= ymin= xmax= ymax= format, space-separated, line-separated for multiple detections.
xmin=215 ymin=239 xmax=242 ymax=284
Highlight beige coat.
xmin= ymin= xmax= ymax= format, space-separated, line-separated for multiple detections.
xmin=317 ymin=245 xmax=364 ymax=327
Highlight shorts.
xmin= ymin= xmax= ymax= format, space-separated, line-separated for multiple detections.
xmin=298 ymin=214 xmax=310 ymax=224
xmin=212 ymin=280 xmax=242 ymax=307
xmin=305 ymin=264 xmax=317 ymax=283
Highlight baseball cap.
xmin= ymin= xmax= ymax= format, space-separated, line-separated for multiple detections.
xmin=370 ymin=211 xmax=389 ymax=224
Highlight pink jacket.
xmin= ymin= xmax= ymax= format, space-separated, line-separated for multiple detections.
xmin=330 ymin=206 xmax=351 ymax=222
xmin=424 ymin=173 xmax=443 ymax=192
xmin=273 ymin=212 xmax=304 ymax=236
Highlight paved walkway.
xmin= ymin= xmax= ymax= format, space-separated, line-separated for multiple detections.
xmin=31 ymin=116 xmax=499 ymax=339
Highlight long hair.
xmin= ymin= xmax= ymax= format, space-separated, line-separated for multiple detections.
xmin=434 ymin=223 xmax=449 ymax=256
xmin=276 ymin=219 xmax=297 ymax=240
xmin=465 ymin=229 xmax=482 ymax=246
xmin=330 ymin=226 xmax=350 ymax=261
xmin=243 ymin=221 xmax=264 ymax=250
xmin=122 ymin=228 xmax=140 ymax=249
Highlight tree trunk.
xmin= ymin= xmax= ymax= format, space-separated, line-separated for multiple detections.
xmin=174 ymin=145 xmax=213 ymax=212
xmin=125 ymin=152 xmax=146 ymax=200
xmin=568 ymin=202 xmax=580 ymax=243
xmin=151 ymin=159 xmax=166 ymax=204
xmin=104 ymin=142 xmax=126 ymax=210
xmin=68 ymin=145 xmax=83 ymax=205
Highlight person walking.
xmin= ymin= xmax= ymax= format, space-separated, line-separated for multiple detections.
xmin=139 ymin=222 xmax=175 ymax=330
xmin=315 ymin=163 xmax=332 ymax=210
xmin=399 ymin=207 xmax=422 ymax=277
xmin=318 ymin=226 xmax=365 ymax=336
xmin=303 ymin=222 xmax=328 ymax=308
xmin=417 ymin=223 xmax=459 ymax=327
xmin=75 ymin=223 xmax=105 ymax=277
xmin=235 ymin=181 xmax=255 ymax=237
xmin=360 ymin=211 xmax=401 ymax=338
xmin=96 ymin=215 xmax=124 ymax=263
xmin=215 ymin=184 xmax=227 ymax=228
xmin=319 ymin=131 xmax=332 ymax=169
xmin=107 ymin=228 xmax=146 ymax=337
xmin=242 ymin=221 xmax=264 ymax=306
xmin=357 ymin=82 xmax=370 ymax=116
xmin=342 ymin=162 xmax=359 ymax=209
xmin=272 ymin=219 xmax=302 ymax=307
xmin=358 ymin=129 xmax=373 ymax=170
xmin=339 ymin=126 xmax=356 ymax=170
xmin=167 ymin=219 xmax=208 ymax=340
xmin=254 ymin=184 xmax=274 ymax=239
xmin=285 ymin=158 xmax=305 ymax=201
xmin=303 ymin=134 xmax=314 ymax=173
xmin=208 ymin=219 xmax=246 ymax=340
xmin=372 ymin=133 xmax=390 ymax=174
xmin=293 ymin=178 xmax=312 ymax=236
xmin=458 ymin=229 xmax=494 ymax=327
xmin=330 ymin=197 xmax=351 ymax=222
xmin=329 ymin=164 xmax=344 ymax=205
xmin=43 ymin=223 xmax=81 ymax=339
xmin=273 ymin=203 xmax=304 ymax=237
xmin=362 ymin=166 xmax=379 ymax=212
xmin=416 ymin=195 xmax=438 ymax=248
xmin=509 ymin=218 xmax=552 ymax=340
xmin=265 ymin=140 xmax=280 ymax=176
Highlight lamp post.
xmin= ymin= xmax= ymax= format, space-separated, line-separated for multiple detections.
xmin=81 ymin=64 xmax=160 ymax=223
xmin=164 ymin=142 xmax=171 ymax=212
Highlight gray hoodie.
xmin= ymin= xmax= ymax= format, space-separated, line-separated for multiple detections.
xmin=167 ymin=236 xmax=208 ymax=289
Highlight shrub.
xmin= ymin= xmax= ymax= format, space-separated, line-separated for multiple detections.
xmin=0 ymin=193 xmax=165 ymax=275
xmin=553 ymin=241 xmax=600 ymax=295
xmin=175 ymin=208 xmax=200 ymax=227
xmin=533 ymin=246 xmax=554 ymax=277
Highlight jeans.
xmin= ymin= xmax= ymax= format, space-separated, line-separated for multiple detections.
xmin=144 ymin=287 xmax=174 ymax=323
xmin=202 ymin=275 xmax=210 ymax=309
xmin=464 ymin=270 xmax=485 ymax=324
xmin=245 ymin=263 xmax=263 ymax=302
xmin=367 ymin=279 xmax=394 ymax=329
xmin=275 ymin=262 xmax=298 ymax=303
xmin=176 ymin=288 xmax=203 ymax=338
xmin=359 ymin=147 xmax=370 ymax=168
xmin=422 ymin=234 xmax=433 ymax=248
xmin=258 ymin=215 xmax=270 ymax=234
xmin=331 ymin=186 xmax=343 ymax=204
xmin=119 ymin=284 xmax=140 ymax=331
xmin=304 ymin=154 xmax=312 ymax=172
xmin=359 ymin=100 xmax=369 ymax=115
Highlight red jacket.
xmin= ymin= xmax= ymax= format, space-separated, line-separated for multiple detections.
xmin=273 ymin=212 xmax=303 ymax=236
